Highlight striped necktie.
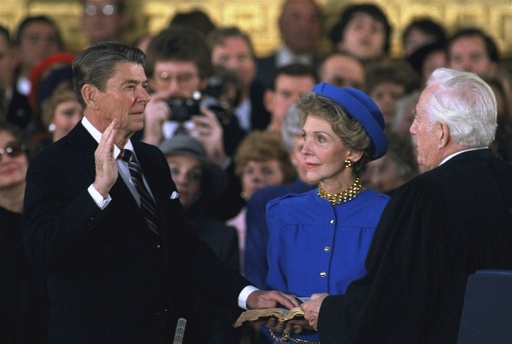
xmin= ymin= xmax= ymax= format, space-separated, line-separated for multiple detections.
xmin=120 ymin=149 xmax=159 ymax=235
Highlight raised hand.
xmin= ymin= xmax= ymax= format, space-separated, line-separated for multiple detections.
xmin=93 ymin=119 xmax=119 ymax=198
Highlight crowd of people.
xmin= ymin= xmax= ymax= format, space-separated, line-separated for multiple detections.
xmin=1 ymin=0 xmax=511 ymax=343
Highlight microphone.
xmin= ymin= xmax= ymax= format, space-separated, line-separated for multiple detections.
xmin=172 ymin=318 xmax=186 ymax=344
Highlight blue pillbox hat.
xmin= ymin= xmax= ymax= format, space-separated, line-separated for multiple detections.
xmin=312 ymin=82 xmax=388 ymax=160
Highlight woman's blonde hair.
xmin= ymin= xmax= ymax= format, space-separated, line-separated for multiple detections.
xmin=41 ymin=81 xmax=77 ymax=128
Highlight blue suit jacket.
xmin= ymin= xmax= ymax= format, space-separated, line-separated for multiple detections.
xmin=23 ymin=123 xmax=249 ymax=343
xmin=245 ymin=179 xmax=315 ymax=288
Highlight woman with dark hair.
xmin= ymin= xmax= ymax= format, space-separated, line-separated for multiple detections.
xmin=261 ymin=83 xmax=390 ymax=343
xmin=0 ymin=121 xmax=45 ymax=343
xmin=401 ymin=17 xmax=446 ymax=57
xmin=329 ymin=3 xmax=392 ymax=65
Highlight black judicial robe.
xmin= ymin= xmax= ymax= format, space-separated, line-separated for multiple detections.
xmin=317 ymin=149 xmax=512 ymax=343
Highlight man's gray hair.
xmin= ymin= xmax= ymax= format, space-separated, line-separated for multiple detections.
xmin=424 ymin=68 xmax=497 ymax=147
xmin=281 ymin=102 xmax=303 ymax=154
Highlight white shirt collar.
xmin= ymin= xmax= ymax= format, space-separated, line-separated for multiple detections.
xmin=234 ymin=98 xmax=252 ymax=132
xmin=81 ymin=117 xmax=134 ymax=159
xmin=439 ymin=147 xmax=487 ymax=166
xmin=275 ymin=45 xmax=313 ymax=68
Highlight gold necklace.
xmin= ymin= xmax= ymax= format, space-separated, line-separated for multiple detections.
xmin=317 ymin=177 xmax=363 ymax=206
xmin=268 ymin=329 xmax=320 ymax=344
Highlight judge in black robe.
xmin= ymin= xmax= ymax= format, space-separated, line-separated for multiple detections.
xmin=300 ymin=68 xmax=512 ymax=343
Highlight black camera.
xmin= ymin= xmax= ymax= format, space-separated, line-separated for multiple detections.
xmin=163 ymin=91 xmax=201 ymax=122
xmin=202 ymin=75 xmax=235 ymax=124
xmin=201 ymin=96 xmax=230 ymax=123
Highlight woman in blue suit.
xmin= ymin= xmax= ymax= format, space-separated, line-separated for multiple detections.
xmin=261 ymin=83 xmax=390 ymax=343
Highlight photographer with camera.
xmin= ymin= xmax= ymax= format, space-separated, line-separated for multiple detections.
xmin=142 ymin=26 xmax=245 ymax=166
xmin=143 ymin=26 xmax=247 ymax=221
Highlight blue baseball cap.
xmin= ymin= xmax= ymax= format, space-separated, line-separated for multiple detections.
xmin=312 ymin=82 xmax=387 ymax=160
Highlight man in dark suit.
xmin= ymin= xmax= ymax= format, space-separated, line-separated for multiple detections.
xmin=207 ymin=26 xmax=272 ymax=133
xmin=300 ymin=68 xmax=512 ymax=343
xmin=255 ymin=0 xmax=324 ymax=90
xmin=22 ymin=42 xmax=298 ymax=343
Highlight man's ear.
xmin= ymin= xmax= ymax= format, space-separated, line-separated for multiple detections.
xmin=82 ymin=84 xmax=99 ymax=111
xmin=438 ymin=122 xmax=450 ymax=148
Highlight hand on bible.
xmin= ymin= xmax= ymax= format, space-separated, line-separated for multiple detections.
xmin=246 ymin=290 xmax=300 ymax=310
xmin=301 ymin=293 xmax=329 ymax=330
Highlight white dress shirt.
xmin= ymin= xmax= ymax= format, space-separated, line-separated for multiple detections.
xmin=82 ymin=117 xmax=154 ymax=209
xmin=83 ymin=117 xmax=257 ymax=308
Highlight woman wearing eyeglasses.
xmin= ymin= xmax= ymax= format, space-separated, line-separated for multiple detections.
xmin=0 ymin=121 xmax=45 ymax=343
xmin=0 ymin=123 xmax=29 ymax=212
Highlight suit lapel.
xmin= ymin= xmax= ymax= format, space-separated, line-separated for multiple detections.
xmin=132 ymin=142 xmax=170 ymax=233
xmin=69 ymin=123 xmax=142 ymax=211
xmin=132 ymin=142 xmax=183 ymax=244
xmin=66 ymin=123 xmax=97 ymax=180
xmin=132 ymin=142 xmax=167 ymax=204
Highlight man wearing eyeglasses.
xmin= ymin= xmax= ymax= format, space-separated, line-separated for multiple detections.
xmin=142 ymin=26 xmax=246 ymax=161
xmin=80 ymin=0 xmax=130 ymax=46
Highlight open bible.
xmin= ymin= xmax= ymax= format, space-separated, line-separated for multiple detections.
xmin=234 ymin=307 xmax=304 ymax=327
